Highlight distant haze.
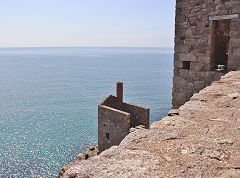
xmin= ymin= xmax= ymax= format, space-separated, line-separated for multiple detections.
xmin=0 ymin=0 xmax=175 ymax=47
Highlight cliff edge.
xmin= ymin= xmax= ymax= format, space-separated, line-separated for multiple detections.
xmin=62 ymin=71 xmax=240 ymax=178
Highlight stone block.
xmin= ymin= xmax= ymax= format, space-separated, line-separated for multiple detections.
xmin=194 ymin=80 xmax=205 ymax=89
xmin=230 ymin=39 xmax=240 ymax=47
xmin=233 ymin=48 xmax=240 ymax=57
xmin=175 ymin=44 xmax=189 ymax=53
xmin=230 ymin=21 xmax=240 ymax=31
xmin=174 ymin=60 xmax=183 ymax=68
xmin=190 ymin=62 xmax=205 ymax=72
xmin=173 ymin=76 xmax=189 ymax=87
xmin=173 ymin=92 xmax=187 ymax=103
xmin=178 ymin=53 xmax=197 ymax=62
xmin=232 ymin=4 xmax=240 ymax=13
xmin=198 ymin=57 xmax=211 ymax=64
xmin=228 ymin=56 xmax=240 ymax=70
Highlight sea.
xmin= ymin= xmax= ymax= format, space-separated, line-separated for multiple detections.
xmin=0 ymin=47 xmax=173 ymax=177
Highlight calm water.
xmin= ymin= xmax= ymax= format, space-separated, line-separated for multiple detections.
xmin=0 ymin=47 xmax=173 ymax=177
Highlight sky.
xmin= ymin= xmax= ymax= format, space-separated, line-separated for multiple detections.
xmin=0 ymin=0 xmax=176 ymax=48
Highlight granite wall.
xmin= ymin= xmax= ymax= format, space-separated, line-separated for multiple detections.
xmin=173 ymin=0 xmax=240 ymax=108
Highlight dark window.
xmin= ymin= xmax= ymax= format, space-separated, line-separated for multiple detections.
xmin=106 ymin=133 xmax=109 ymax=139
xmin=182 ymin=61 xmax=190 ymax=70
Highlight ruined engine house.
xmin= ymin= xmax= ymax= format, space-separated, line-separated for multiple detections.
xmin=98 ymin=82 xmax=149 ymax=153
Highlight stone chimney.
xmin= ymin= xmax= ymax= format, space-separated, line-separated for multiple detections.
xmin=116 ymin=82 xmax=123 ymax=102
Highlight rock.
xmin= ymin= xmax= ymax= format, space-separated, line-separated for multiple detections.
xmin=164 ymin=155 xmax=172 ymax=162
xmin=76 ymin=153 xmax=85 ymax=160
xmin=58 ymin=166 xmax=68 ymax=178
xmin=216 ymin=138 xmax=233 ymax=145
xmin=89 ymin=146 xmax=95 ymax=151
xmin=228 ymin=93 xmax=240 ymax=99
xmin=130 ymin=125 xmax=146 ymax=133
xmin=168 ymin=109 xmax=179 ymax=116
xmin=135 ymin=125 xmax=145 ymax=129
xmin=84 ymin=146 xmax=98 ymax=159
xmin=129 ymin=128 xmax=136 ymax=133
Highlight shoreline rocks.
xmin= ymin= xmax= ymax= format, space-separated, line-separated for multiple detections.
xmin=58 ymin=145 xmax=99 ymax=178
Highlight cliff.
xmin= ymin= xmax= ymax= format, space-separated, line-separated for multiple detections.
xmin=62 ymin=71 xmax=240 ymax=178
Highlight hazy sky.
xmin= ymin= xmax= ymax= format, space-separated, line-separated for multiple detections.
xmin=0 ymin=0 xmax=175 ymax=47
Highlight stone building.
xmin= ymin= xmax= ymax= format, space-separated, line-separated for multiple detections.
xmin=98 ymin=82 xmax=149 ymax=153
xmin=173 ymin=0 xmax=240 ymax=108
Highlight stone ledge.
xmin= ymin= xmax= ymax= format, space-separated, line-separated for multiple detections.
xmin=209 ymin=14 xmax=239 ymax=20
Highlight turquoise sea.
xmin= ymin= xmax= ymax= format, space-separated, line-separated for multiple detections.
xmin=0 ymin=47 xmax=173 ymax=177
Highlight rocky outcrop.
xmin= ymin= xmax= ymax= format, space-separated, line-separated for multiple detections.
xmin=58 ymin=146 xmax=99 ymax=178
xmin=62 ymin=71 xmax=240 ymax=178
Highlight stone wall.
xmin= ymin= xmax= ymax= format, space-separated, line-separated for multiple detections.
xmin=98 ymin=95 xmax=149 ymax=152
xmin=122 ymin=102 xmax=149 ymax=129
xmin=100 ymin=95 xmax=149 ymax=128
xmin=173 ymin=0 xmax=240 ymax=108
xmin=98 ymin=104 xmax=130 ymax=153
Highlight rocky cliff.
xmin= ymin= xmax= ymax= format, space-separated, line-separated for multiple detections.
xmin=62 ymin=71 xmax=240 ymax=178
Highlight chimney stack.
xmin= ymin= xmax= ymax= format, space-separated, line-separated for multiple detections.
xmin=116 ymin=82 xmax=123 ymax=102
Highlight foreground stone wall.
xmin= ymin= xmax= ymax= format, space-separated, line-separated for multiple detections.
xmin=173 ymin=0 xmax=240 ymax=108
xmin=62 ymin=71 xmax=240 ymax=178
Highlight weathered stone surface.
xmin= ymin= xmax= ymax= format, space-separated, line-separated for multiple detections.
xmin=62 ymin=71 xmax=240 ymax=178
xmin=228 ymin=93 xmax=240 ymax=99
xmin=178 ymin=53 xmax=197 ymax=62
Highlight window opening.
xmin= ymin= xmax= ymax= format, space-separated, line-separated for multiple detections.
xmin=182 ymin=61 xmax=190 ymax=70
xmin=106 ymin=133 xmax=109 ymax=139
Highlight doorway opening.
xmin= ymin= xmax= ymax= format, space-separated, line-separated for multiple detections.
xmin=212 ymin=20 xmax=230 ymax=70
